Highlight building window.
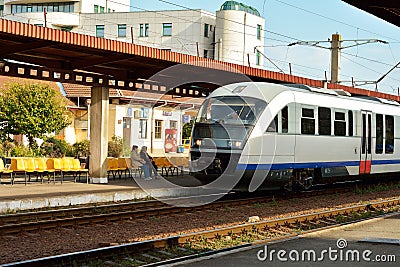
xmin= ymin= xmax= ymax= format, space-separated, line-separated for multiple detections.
xmin=256 ymin=51 xmax=261 ymax=65
xmin=203 ymin=50 xmax=208 ymax=58
xmin=334 ymin=111 xmax=346 ymax=136
xmin=96 ymin=25 xmax=104 ymax=38
xmin=301 ymin=108 xmax=315 ymax=135
xmin=170 ymin=120 xmax=177 ymax=129
xmin=140 ymin=23 xmax=149 ymax=37
xmin=94 ymin=4 xmax=98 ymax=13
xmin=11 ymin=2 xmax=75 ymax=13
xmin=123 ymin=117 xmax=131 ymax=129
xmin=100 ymin=6 xmax=105 ymax=13
xmin=385 ymin=115 xmax=394 ymax=154
xmin=139 ymin=119 xmax=147 ymax=139
xmin=118 ymin=24 xmax=126 ymax=37
xmin=257 ymin=24 xmax=262 ymax=40
xmin=162 ymin=23 xmax=172 ymax=36
xmin=155 ymin=120 xmax=162 ymax=139
xmin=204 ymin=23 xmax=209 ymax=37
xmin=0 ymin=5 xmax=3 ymax=17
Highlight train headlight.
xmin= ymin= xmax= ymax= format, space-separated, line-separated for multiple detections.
xmin=195 ymin=139 xmax=202 ymax=146
xmin=227 ymin=140 xmax=242 ymax=149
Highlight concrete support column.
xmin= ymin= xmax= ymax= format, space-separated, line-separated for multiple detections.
xmin=330 ymin=33 xmax=342 ymax=84
xmin=89 ymin=86 xmax=109 ymax=183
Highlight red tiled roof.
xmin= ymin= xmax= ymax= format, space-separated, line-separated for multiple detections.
xmin=62 ymin=83 xmax=204 ymax=105
xmin=0 ymin=76 xmax=77 ymax=107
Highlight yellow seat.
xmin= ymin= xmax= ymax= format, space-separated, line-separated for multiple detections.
xmin=117 ymin=158 xmax=130 ymax=179
xmin=23 ymin=158 xmax=37 ymax=184
xmin=71 ymin=158 xmax=89 ymax=183
xmin=46 ymin=158 xmax=62 ymax=183
xmin=181 ymin=157 xmax=189 ymax=168
xmin=106 ymin=158 xmax=119 ymax=180
xmin=0 ymin=160 xmax=14 ymax=185
xmin=125 ymin=157 xmax=142 ymax=179
xmin=34 ymin=158 xmax=47 ymax=183
xmin=60 ymin=158 xmax=75 ymax=183
xmin=61 ymin=158 xmax=72 ymax=171
xmin=154 ymin=157 xmax=178 ymax=176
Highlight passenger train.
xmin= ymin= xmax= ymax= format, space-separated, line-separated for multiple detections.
xmin=189 ymin=82 xmax=400 ymax=191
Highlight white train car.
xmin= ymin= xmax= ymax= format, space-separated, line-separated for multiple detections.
xmin=189 ymin=82 xmax=400 ymax=191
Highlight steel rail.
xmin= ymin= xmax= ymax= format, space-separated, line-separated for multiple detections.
xmin=0 ymin=180 xmax=397 ymax=235
xmin=3 ymin=198 xmax=400 ymax=267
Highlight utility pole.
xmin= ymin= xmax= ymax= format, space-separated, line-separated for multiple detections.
xmin=218 ymin=38 xmax=222 ymax=61
xmin=288 ymin=34 xmax=387 ymax=84
xmin=330 ymin=34 xmax=341 ymax=84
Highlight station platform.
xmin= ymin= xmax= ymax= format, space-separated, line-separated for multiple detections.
xmin=0 ymin=174 xmax=210 ymax=212
xmin=179 ymin=213 xmax=400 ymax=266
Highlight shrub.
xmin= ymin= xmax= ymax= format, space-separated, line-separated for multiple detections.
xmin=11 ymin=145 xmax=36 ymax=157
xmin=73 ymin=140 xmax=90 ymax=158
xmin=108 ymin=135 xmax=123 ymax=158
xmin=41 ymin=137 xmax=73 ymax=158
xmin=0 ymin=140 xmax=16 ymax=157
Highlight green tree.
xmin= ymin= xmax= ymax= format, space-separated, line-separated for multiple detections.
xmin=182 ymin=120 xmax=194 ymax=139
xmin=0 ymin=81 xmax=71 ymax=147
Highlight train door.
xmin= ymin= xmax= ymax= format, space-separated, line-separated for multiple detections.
xmin=359 ymin=111 xmax=372 ymax=174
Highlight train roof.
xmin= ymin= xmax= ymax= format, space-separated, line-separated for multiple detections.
xmin=209 ymin=82 xmax=400 ymax=107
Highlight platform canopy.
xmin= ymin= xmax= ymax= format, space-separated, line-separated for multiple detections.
xmin=0 ymin=18 xmax=399 ymax=102
xmin=342 ymin=0 xmax=400 ymax=27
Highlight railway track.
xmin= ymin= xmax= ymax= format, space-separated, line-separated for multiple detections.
xmin=3 ymin=198 xmax=400 ymax=267
xmin=0 ymin=181 xmax=398 ymax=235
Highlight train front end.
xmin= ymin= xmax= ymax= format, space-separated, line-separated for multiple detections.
xmin=189 ymin=85 xmax=267 ymax=188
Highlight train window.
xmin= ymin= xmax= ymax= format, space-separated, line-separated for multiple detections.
xmin=385 ymin=115 xmax=394 ymax=154
xmin=348 ymin=111 xmax=353 ymax=136
xmin=318 ymin=107 xmax=331 ymax=135
xmin=267 ymin=115 xmax=278 ymax=132
xmin=376 ymin=114 xmax=383 ymax=154
xmin=334 ymin=112 xmax=346 ymax=136
xmin=301 ymin=108 xmax=315 ymax=134
xmin=282 ymin=106 xmax=288 ymax=133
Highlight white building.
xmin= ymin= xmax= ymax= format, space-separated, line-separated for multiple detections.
xmin=0 ymin=1 xmax=265 ymax=152
xmin=1 ymin=0 xmax=265 ymax=66
xmin=61 ymin=83 xmax=202 ymax=154
xmin=1 ymin=0 xmax=129 ymax=29
xmin=215 ymin=1 xmax=264 ymax=66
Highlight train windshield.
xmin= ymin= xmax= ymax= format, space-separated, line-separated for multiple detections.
xmin=196 ymin=96 xmax=267 ymax=126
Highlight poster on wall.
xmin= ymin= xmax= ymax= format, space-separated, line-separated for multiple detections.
xmin=164 ymin=129 xmax=177 ymax=153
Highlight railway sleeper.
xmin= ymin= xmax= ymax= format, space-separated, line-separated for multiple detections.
xmin=141 ymin=253 xmax=162 ymax=261
xmin=269 ymin=228 xmax=290 ymax=236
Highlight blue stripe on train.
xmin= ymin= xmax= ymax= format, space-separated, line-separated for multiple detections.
xmin=372 ymin=159 xmax=400 ymax=165
xmin=237 ymin=159 xmax=400 ymax=171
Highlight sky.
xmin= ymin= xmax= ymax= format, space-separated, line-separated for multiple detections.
xmin=130 ymin=0 xmax=400 ymax=95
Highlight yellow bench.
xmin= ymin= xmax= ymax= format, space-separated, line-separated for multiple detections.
xmin=0 ymin=160 xmax=14 ymax=185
